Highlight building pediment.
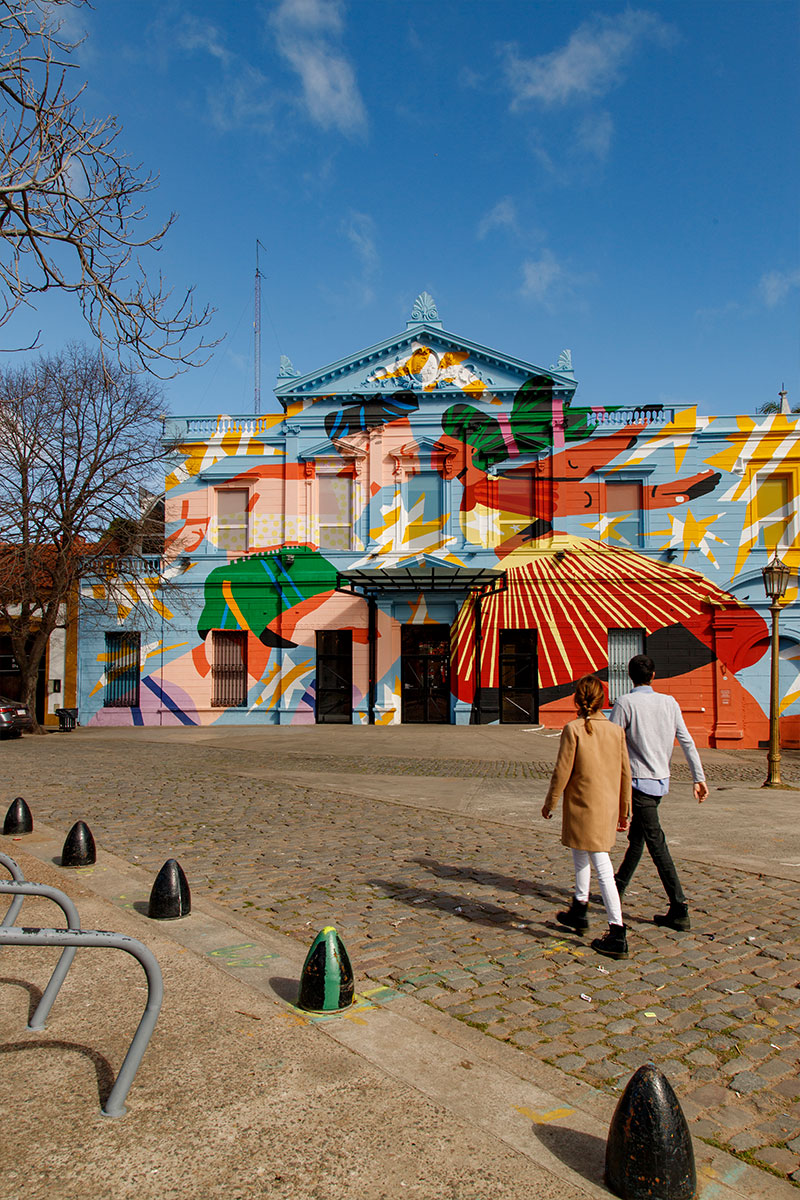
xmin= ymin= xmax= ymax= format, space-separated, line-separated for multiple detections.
xmin=274 ymin=298 xmax=577 ymax=407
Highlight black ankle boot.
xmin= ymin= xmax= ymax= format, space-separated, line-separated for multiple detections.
xmin=653 ymin=903 xmax=691 ymax=931
xmin=591 ymin=924 xmax=628 ymax=959
xmin=556 ymin=898 xmax=589 ymax=933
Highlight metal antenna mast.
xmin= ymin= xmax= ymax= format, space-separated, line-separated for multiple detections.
xmin=254 ymin=240 xmax=266 ymax=416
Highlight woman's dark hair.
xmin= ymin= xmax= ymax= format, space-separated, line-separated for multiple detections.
xmin=574 ymin=675 xmax=604 ymax=733
xmin=628 ymin=654 xmax=655 ymax=686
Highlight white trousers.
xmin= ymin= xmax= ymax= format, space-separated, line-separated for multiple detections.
xmin=571 ymin=848 xmax=623 ymax=926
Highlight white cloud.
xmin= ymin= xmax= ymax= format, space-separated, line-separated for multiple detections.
xmin=695 ymin=300 xmax=746 ymax=323
xmin=341 ymin=211 xmax=379 ymax=305
xmin=477 ymin=197 xmax=519 ymax=240
xmin=271 ymin=0 xmax=367 ymax=136
xmin=520 ymin=249 xmax=590 ymax=308
xmin=176 ymin=17 xmax=276 ymax=132
xmin=521 ymin=250 xmax=565 ymax=301
xmin=759 ymin=268 xmax=800 ymax=308
xmin=44 ymin=1 xmax=91 ymax=48
xmin=576 ymin=110 xmax=614 ymax=160
xmin=177 ymin=16 xmax=232 ymax=65
xmin=342 ymin=211 xmax=378 ymax=273
xmin=502 ymin=11 xmax=675 ymax=109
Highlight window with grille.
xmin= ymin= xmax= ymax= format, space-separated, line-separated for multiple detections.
xmin=608 ymin=628 xmax=646 ymax=703
xmin=104 ymin=632 xmax=141 ymax=707
xmin=318 ymin=474 xmax=353 ymax=551
xmin=216 ymin=489 xmax=249 ymax=553
xmin=605 ymin=480 xmax=643 ymax=547
xmin=211 ymin=631 xmax=247 ymax=707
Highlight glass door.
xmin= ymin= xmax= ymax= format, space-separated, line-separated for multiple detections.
xmin=401 ymin=625 xmax=451 ymax=723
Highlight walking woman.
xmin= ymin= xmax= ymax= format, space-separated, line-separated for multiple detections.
xmin=541 ymin=675 xmax=632 ymax=959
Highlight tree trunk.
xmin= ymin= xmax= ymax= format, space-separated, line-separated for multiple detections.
xmin=11 ymin=624 xmax=51 ymax=735
xmin=21 ymin=661 xmax=45 ymax=734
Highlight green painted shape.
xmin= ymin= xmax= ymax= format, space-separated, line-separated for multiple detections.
xmin=208 ymin=943 xmax=279 ymax=968
xmin=297 ymin=926 xmax=354 ymax=1013
xmin=442 ymin=374 xmax=628 ymax=469
xmin=198 ymin=546 xmax=338 ymax=643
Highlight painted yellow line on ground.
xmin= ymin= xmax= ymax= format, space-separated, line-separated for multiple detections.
xmin=515 ymin=1105 xmax=576 ymax=1124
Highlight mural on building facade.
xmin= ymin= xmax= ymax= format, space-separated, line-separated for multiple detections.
xmin=79 ymin=296 xmax=799 ymax=747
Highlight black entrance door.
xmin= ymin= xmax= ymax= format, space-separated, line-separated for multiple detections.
xmin=499 ymin=629 xmax=538 ymax=723
xmin=401 ymin=624 xmax=451 ymax=724
xmin=315 ymin=630 xmax=353 ymax=723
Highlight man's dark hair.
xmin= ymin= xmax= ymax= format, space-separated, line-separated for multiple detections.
xmin=628 ymin=654 xmax=655 ymax=686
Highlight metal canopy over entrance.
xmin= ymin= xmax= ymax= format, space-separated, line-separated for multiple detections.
xmin=336 ymin=556 xmax=507 ymax=726
xmin=337 ymin=556 xmax=505 ymax=596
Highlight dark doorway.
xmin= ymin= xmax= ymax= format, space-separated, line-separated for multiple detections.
xmin=315 ymin=630 xmax=353 ymax=724
xmin=499 ymin=629 xmax=538 ymax=723
xmin=401 ymin=624 xmax=451 ymax=724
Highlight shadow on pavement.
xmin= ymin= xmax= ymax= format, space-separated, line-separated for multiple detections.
xmin=410 ymin=856 xmax=573 ymax=903
xmin=368 ymin=879 xmax=564 ymax=937
xmin=0 ymin=1037 xmax=116 ymax=1107
xmin=0 ymin=974 xmax=43 ymax=1026
xmin=269 ymin=975 xmax=300 ymax=1005
xmin=529 ymin=1121 xmax=607 ymax=1188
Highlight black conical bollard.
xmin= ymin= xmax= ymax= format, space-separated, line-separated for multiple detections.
xmin=297 ymin=926 xmax=354 ymax=1013
xmin=606 ymin=1063 xmax=696 ymax=1200
xmin=3 ymin=796 xmax=33 ymax=835
xmin=148 ymin=859 xmax=191 ymax=919
xmin=61 ymin=820 xmax=96 ymax=867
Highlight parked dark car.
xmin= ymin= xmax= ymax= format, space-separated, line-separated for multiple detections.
xmin=0 ymin=695 xmax=34 ymax=738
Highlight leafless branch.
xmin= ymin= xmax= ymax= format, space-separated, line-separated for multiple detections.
xmin=0 ymin=1 xmax=216 ymax=375
xmin=0 ymin=344 xmax=176 ymax=724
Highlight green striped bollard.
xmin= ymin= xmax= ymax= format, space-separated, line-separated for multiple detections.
xmin=297 ymin=926 xmax=354 ymax=1013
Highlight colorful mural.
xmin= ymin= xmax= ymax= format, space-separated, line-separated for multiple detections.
xmin=78 ymin=293 xmax=799 ymax=747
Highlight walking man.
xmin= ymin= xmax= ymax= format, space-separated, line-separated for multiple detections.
xmin=609 ymin=654 xmax=709 ymax=930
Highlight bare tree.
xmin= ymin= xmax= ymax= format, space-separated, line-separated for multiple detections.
xmin=0 ymin=0 xmax=213 ymax=373
xmin=0 ymin=344 xmax=168 ymax=727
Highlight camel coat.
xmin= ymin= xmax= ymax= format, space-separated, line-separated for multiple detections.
xmin=543 ymin=712 xmax=632 ymax=852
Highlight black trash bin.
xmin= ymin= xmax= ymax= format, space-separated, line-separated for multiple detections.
xmin=55 ymin=708 xmax=79 ymax=732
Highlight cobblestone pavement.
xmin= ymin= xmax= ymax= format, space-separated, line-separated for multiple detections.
xmin=4 ymin=731 xmax=800 ymax=1185
xmin=188 ymin=748 xmax=799 ymax=784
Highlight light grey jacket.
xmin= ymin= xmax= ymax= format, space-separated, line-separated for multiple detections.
xmin=609 ymin=686 xmax=705 ymax=786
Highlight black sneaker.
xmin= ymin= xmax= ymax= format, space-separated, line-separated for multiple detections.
xmin=653 ymin=905 xmax=691 ymax=931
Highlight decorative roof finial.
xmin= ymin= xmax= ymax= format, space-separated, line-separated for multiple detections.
xmin=549 ymin=349 xmax=574 ymax=376
xmin=779 ymin=383 xmax=790 ymax=414
xmin=407 ymin=291 xmax=443 ymax=328
xmin=278 ymin=354 xmax=301 ymax=379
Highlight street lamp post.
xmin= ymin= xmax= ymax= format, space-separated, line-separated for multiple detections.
xmin=761 ymin=551 xmax=791 ymax=788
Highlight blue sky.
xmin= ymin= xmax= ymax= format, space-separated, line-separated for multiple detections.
xmin=13 ymin=0 xmax=800 ymax=417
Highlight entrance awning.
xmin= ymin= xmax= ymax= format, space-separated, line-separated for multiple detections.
xmin=337 ymin=555 xmax=505 ymax=595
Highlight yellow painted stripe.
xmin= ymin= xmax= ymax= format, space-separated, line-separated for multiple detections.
xmin=515 ymin=1106 xmax=575 ymax=1124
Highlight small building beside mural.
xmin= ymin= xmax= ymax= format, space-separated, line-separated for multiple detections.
xmin=78 ymin=294 xmax=800 ymax=747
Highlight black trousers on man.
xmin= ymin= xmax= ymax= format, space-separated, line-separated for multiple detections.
xmin=615 ymin=787 xmax=686 ymax=906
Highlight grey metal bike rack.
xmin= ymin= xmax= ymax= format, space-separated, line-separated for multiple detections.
xmin=0 ymin=850 xmax=26 ymax=926
xmin=0 ymin=880 xmax=80 ymax=1029
xmin=0 ymin=854 xmax=164 ymax=1117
